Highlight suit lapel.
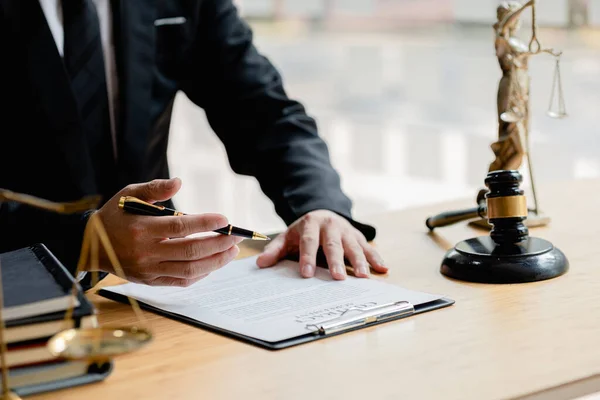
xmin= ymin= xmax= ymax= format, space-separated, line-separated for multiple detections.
xmin=23 ymin=0 xmax=97 ymax=195
xmin=114 ymin=0 xmax=157 ymax=185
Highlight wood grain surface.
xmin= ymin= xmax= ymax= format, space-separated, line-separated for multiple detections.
xmin=30 ymin=179 xmax=600 ymax=400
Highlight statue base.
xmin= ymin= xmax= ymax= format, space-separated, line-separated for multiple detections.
xmin=468 ymin=212 xmax=550 ymax=230
xmin=441 ymin=236 xmax=568 ymax=283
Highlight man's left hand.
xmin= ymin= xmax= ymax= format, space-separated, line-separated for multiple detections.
xmin=256 ymin=210 xmax=388 ymax=280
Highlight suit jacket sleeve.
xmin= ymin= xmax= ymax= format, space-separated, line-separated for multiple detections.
xmin=180 ymin=0 xmax=375 ymax=240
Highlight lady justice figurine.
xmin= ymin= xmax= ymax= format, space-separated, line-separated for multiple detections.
xmin=491 ymin=1 xmax=532 ymax=173
xmin=482 ymin=0 xmax=566 ymax=226
xmin=425 ymin=0 xmax=567 ymax=231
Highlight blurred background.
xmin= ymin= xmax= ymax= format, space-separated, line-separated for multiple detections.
xmin=168 ymin=0 xmax=600 ymax=234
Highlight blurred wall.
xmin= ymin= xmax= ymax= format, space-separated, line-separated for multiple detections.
xmin=235 ymin=0 xmax=591 ymax=28
xmin=454 ymin=0 xmax=570 ymax=27
xmin=167 ymin=0 xmax=600 ymax=233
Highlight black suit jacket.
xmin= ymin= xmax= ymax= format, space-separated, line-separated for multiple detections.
xmin=0 ymin=0 xmax=375 ymax=275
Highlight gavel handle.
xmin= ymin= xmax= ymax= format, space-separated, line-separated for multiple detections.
xmin=426 ymin=205 xmax=487 ymax=230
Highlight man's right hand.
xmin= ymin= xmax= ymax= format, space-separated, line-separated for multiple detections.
xmin=91 ymin=178 xmax=242 ymax=287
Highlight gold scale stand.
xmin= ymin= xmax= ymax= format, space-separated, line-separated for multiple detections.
xmin=0 ymin=190 xmax=153 ymax=400
xmin=470 ymin=0 xmax=567 ymax=230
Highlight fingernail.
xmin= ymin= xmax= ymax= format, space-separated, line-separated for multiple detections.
xmin=232 ymin=245 xmax=240 ymax=257
xmin=301 ymin=264 xmax=315 ymax=277
xmin=359 ymin=263 xmax=370 ymax=277
xmin=332 ymin=264 xmax=346 ymax=277
xmin=377 ymin=258 xmax=389 ymax=270
xmin=234 ymin=236 xmax=244 ymax=244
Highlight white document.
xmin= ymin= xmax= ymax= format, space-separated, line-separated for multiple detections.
xmin=103 ymin=256 xmax=444 ymax=343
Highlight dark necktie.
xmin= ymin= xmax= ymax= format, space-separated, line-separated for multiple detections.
xmin=62 ymin=0 xmax=116 ymax=197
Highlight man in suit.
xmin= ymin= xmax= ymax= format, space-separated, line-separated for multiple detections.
xmin=0 ymin=0 xmax=387 ymax=286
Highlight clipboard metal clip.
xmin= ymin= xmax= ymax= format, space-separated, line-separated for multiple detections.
xmin=306 ymin=301 xmax=415 ymax=336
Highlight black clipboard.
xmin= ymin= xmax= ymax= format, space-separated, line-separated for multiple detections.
xmin=98 ymin=289 xmax=454 ymax=350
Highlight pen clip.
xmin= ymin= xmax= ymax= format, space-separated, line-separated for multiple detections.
xmin=119 ymin=196 xmax=166 ymax=211
xmin=306 ymin=301 xmax=415 ymax=336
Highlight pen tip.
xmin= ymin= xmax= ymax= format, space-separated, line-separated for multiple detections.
xmin=253 ymin=232 xmax=270 ymax=241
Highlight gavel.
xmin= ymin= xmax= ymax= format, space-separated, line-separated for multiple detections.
xmin=433 ymin=170 xmax=568 ymax=283
xmin=425 ymin=184 xmax=529 ymax=230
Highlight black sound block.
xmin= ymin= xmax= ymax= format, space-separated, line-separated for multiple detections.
xmin=441 ymin=236 xmax=569 ymax=283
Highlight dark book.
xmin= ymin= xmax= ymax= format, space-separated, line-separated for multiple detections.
xmin=1 ymin=244 xmax=95 ymax=343
xmin=2 ymin=340 xmax=55 ymax=368
xmin=0 ymin=360 xmax=113 ymax=396
xmin=4 ymin=314 xmax=97 ymax=346
xmin=0 ymin=245 xmax=80 ymax=321
xmin=2 ymin=360 xmax=91 ymax=388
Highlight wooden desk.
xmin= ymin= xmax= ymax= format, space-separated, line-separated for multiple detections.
xmin=32 ymin=180 xmax=600 ymax=400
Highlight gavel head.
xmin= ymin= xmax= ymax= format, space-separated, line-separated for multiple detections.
xmin=484 ymin=170 xmax=529 ymax=245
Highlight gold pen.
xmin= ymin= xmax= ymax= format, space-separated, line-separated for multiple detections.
xmin=118 ymin=196 xmax=270 ymax=241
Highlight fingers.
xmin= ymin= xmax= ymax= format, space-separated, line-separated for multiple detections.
xmin=321 ymin=225 xmax=346 ymax=280
xmin=256 ymin=234 xmax=286 ymax=268
xmin=158 ymin=235 xmax=244 ymax=261
xmin=144 ymin=213 xmax=229 ymax=238
xmin=356 ymin=235 xmax=388 ymax=273
xmin=343 ymin=237 xmax=370 ymax=278
xmin=298 ymin=220 xmax=319 ymax=278
xmin=147 ymin=245 xmax=240 ymax=280
xmin=124 ymin=178 xmax=182 ymax=203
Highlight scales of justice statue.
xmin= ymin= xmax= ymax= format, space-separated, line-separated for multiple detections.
xmin=0 ymin=190 xmax=153 ymax=400
xmin=426 ymin=0 xmax=567 ymax=231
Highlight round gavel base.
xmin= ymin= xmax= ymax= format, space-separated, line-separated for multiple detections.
xmin=441 ymin=236 xmax=568 ymax=283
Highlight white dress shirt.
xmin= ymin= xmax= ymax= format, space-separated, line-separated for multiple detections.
xmin=38 ymin=0 xmax=119 ymax=158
